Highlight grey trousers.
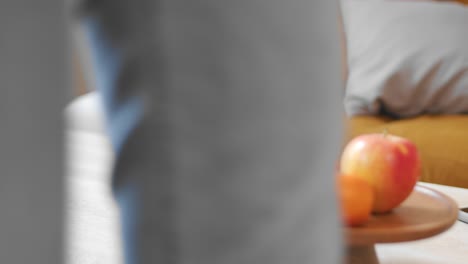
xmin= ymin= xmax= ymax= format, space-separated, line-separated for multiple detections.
xmin=0 ymin=1 xmax=65 ymax=263
xmin=78 ymin=1 xmax=344 ymax=263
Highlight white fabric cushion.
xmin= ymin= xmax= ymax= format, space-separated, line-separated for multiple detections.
xmin=65 ymin=96 xmax=120 ymax=263
xmin=65 ymin=130 xmax=121 ymax=264
xmin=65 ymin=92 xmax=108 ymax=135
xmin=342 ymin=0 xmax=468 ymax=117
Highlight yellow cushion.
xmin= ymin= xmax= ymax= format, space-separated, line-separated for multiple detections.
xmin=455 ymin=0 xmax=468 ymax=5
xmin=345 ymin=115 xmax=468 ymax=188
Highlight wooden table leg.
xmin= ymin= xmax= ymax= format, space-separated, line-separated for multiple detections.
xmin=346 ymin=244 xmax=379 ymax=264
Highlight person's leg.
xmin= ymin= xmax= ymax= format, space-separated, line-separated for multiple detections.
xmin=0 ymin=1 xmax=65 ymax=263
xmin=77 ymin=0 xmax=344 ymax=263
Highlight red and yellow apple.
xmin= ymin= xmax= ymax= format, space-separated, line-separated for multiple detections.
xmin=340 ymin=133 xmax=421 ymax=213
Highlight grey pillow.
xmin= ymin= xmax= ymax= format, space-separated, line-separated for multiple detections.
xmin=342 ymin=0 xmax=468 ymax=117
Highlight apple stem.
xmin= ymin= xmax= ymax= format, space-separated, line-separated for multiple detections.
xmin=383 ymin=128 xmax=388 ymax=138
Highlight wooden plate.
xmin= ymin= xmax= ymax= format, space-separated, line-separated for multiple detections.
xmin=347 ymin=184 xmax=459 ymax=246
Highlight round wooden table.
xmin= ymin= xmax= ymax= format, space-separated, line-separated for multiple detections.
xmin=345 ymin=184 xmax=459 ymax=264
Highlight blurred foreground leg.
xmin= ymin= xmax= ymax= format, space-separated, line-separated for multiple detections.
xmin=0 ymin=0 xmax=65 ymax=263
xmin=78 ymin=0 xmax=344 ymax=263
